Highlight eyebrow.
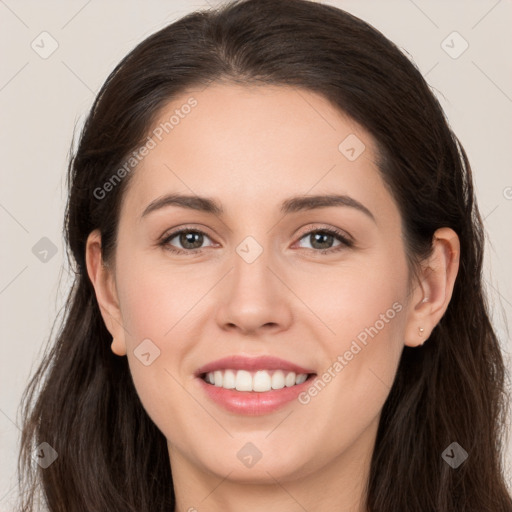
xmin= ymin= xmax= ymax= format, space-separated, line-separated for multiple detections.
xmin=140 ymin=193 xmax=375 ymax=222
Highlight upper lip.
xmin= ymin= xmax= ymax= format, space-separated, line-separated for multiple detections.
xmin=195 ymin=355 xmax=316 ymax=377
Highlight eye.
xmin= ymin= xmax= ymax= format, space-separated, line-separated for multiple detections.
xmin=159 ymin=226 xmax=353 ymax=255
xmin=295 ymin=227 xmax=353 ymax=254
xmin=160 ymin=228 xmax=215 ymax=254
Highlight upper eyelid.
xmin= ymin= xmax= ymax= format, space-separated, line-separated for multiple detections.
xmin=162 ymin=224 xmax=350 ymax=238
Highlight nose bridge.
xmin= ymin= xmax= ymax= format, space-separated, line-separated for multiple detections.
xmin=231 ymin=232 xmax=276 ymax=300
xmin=215 ymin=229 xmax=292 ymax=333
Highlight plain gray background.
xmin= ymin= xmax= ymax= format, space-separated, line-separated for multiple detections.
xmin=1 ymin=0 xmax=511 ymax=507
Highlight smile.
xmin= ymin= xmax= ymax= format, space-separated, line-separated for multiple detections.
xmin=201 ymin=369 xmax=312 ymax=392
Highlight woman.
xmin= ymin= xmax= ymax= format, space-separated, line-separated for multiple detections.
xmin=17 ymin=0 xmax=512 ymax=510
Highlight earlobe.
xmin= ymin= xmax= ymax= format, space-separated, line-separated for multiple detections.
xmin=404 ymin=227 xmax=460 ymax=347
xmin=111 ymin=337 xmax=127 ymax=356
xmin=85 ymin=229 xmax=127 ymax=356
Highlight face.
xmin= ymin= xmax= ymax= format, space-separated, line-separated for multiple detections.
xmin=90 ymin=83 xmax=422 ymax=487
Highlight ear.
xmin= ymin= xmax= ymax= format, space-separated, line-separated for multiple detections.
xmin=85 ymin=229 xmax=127 ymax=356
xmin=404 ymin=227 xmax=460 ymax=347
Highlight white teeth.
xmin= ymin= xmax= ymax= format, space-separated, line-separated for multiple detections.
xmin=203 ymin=369 xmax=310 ymax=392
xmin=271 ymin=370 xmax=285 ymax=390
xmin=295 ymin=373 xmax=307 ymax=385
xmin=253 ymin=370 xmax=271 ymax=392
xmin=223 ymin=369 xmax=236 ymax=389
xmin=285 ymin=372 xmax=296 ymax=387
xmin=235 ymin=370 xmax=253 ymax=391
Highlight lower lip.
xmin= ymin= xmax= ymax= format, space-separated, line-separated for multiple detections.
xmin=196 ymin=375 xmax=316 ymax=416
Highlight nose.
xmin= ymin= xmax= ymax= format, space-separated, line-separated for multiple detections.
xmin=214 ymin=242 xmax=293 ymax=335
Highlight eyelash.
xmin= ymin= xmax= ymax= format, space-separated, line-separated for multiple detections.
xmin=159 ymin=225 xmax=354 ymax=256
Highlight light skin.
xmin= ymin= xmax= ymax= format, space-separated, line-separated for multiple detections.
xmin=86 ymin=83 xmax=460 ymax=512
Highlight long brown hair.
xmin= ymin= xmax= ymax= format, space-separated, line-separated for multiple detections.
xmin=17 ymin=0 xmax=512 ymax=510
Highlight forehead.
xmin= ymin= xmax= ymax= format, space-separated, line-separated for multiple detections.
xmin=121 ymin=83 xmax=395 ymax=224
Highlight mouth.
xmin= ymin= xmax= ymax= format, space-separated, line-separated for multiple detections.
xmin=194 ymin=355 xmax=318 ymax=415
xmin=199 ymin=369 xmax=317 ymax=393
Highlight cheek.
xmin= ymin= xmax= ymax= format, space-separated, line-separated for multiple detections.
xmin=297 ymin=245 xmax=408 ymax=419
xmin=112 ymin=250 xmax=210 ymax=412
xmin=114 ymin=263 xmax=195 ymax=435
xmin=296 ymin=248 xmax=408 ymax=348
xmin=115 ymin=251 xmax=199 ymax=341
